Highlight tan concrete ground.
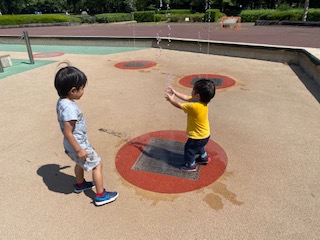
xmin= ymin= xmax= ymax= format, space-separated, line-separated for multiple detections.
xmin=0 ymin=46 xmax=320 ymax=239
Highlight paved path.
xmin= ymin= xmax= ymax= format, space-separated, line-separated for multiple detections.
xmin=1 ymin=22 xmax=320 ymax=48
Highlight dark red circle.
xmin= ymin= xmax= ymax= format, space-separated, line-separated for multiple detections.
xmin=114 ymin=60 xmax=157 ymax=69
xmin=33 ymin=52 xmax=65 ymax=58
xmin=115 ymin=130 xmax=227 ymax=193
xmin=179 ymin=74 xmax=236 ymax=89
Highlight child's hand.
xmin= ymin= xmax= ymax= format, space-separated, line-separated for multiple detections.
xmin=165 ymin=88 xmax=175 ymax=102
xmin=77 ymin=148 xmax=88 ymax=161
xmin=165 ymin=92 xmax=173 ymax=101
xmin=166 ymin=86 xmax=175 ymax=95
xmin=164 ymin=86 xmax=183 ymax=109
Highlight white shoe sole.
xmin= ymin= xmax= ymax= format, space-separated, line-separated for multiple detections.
xmin=95 ymin=192 xmax=119 ymax=206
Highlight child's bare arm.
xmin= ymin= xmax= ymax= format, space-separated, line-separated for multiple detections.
xmin=63 ymin=120 xmax=88 ymax=160
xmin=165 ymin=91 xmax=182 ymax=109
xmin=166 ymin=86 xmax=190 ymax=101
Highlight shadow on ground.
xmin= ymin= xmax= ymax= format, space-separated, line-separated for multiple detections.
xmin=37 ymin=164 xmax=96 ymax=203
xmin=290 ymin=64 xmax=320 ymax=103
xmin=37 ymin=164 xmax=75 ymax=194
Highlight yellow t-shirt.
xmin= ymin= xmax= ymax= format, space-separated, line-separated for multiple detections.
xmin=181 ymin=100 xmax=210 ymax=139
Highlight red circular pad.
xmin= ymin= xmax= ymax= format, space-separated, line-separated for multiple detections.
xmin=179 ymin=74 xmax=236 ymax=89
xmin=115 ymin=130 xmax=227 ymax=193
xmin=114 ymin=60 xmax=157 ymax=69
xmin=33 ymin=52 xmax=64 ymax=58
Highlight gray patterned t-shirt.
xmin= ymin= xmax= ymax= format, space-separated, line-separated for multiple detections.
xmin=56 ymin=99 xmax=90 ymax=152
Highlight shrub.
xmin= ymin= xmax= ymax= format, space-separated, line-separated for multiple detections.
xmin=307 ymin=8 xmax=320 ymax=21
xmin=154 ymin=14 xmax=165 ymax=22
xmin=0 ymin=14 xmax=80 ymax=25
xmin=166 ymin=13 xmax=205 ymax=22
xmin=240 ymin=9 xmax=275 ymax=22
xmin=95 ymin=13 xmax=132 ymax=23
xmin=75 ymin=15 xmax=96 ymax=23
xmin=133 ymin=11 xmax=155 ymax=22
xmin=240 ymin=8 xmax=320 ymax=22
xmin=158 ymin=9 xmax=195 ymax=15
xmin=263 ymin=10 xmax=302 ymax=21
xmin=205 ymin=9 xmax=224 ymax=22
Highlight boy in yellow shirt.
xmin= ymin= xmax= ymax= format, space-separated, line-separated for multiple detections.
xmin=165 ymin=79 xmax=216 ymax=171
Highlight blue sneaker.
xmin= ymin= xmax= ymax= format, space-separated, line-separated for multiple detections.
xmin=73 ymin=180 xmax=95 ymax=193
xmin=179 ymin=162 xmax=198 ymax=172
xmin=94 ymin=190 xmax=119 ymax=206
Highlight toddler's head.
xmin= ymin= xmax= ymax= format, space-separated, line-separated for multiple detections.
xmin=54 ymin=65 xmax=87 ymax=98
xmin=193 ymin=79 xmax=216 ymax=104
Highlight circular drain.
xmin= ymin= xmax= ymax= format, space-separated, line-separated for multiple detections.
xmin=115 ymin=60 xmax=156 ymax=69
xmin=115 ymin=130 xmax=227 ymax=193
xmin=33 ymin=52 xmax=64 ymax=58
xmin=179 ymin=74 xmax=236 ymax=89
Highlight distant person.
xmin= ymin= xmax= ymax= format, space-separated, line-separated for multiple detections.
xmin=54 ymin=63 xmax=118 ymax=206
xmin=165 ymin=79 xmax=216 ymax=171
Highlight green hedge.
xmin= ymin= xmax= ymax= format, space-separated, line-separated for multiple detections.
xmin=95 ymin=13 xmax=132 ymax=23
xmin=307 ymin=8 xmax=320 ymax=21
xmin=0 ymin=14 xmax=80 ymax=25
xmin=158 ymin=9 xmax=195 ymax=14
xmin=205 ymin=9 xmax=225 ymax=22
xmin=240 ymin=8 xmax=320 ymax=22
xmin=133 ymin=11 xmax=155 ymax=22
xmin=240 ymin=9 xmax=275 ymax=22
xmin=0 ymin=9 xmax=319 ymax=26
xmin=74 ymin=14 xmax=96 ymax=23
xmin=155 ymin=13 xmax=204 ymax=22
xmin=263 ymin=10 xmax=302 ymax=21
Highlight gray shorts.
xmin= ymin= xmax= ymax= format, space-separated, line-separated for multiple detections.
xmin=65 ymin=146 xmax=101 ymax=171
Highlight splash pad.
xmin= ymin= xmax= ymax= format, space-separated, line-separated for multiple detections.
xmin=115 ymin=131 xmax=227 ymax=193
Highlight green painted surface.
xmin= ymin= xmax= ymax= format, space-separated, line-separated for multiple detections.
xmin=1 ymin=44 xmax=147 ymax=55
xmin=0 ymin=59 xmax=56 ymax=79
xmin=0 ymin=44 xmax=148 ymax=79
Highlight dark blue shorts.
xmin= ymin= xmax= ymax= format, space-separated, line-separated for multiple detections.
xmin=184 ymin=136 xmax=210 ymax=164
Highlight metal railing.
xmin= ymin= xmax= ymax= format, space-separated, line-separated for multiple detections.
xmin=0 ymin=30 xmax=34 ymax=73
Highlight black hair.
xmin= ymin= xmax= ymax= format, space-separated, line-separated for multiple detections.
xmin=193 ymin=79 xmax=216 ymax=104
xmin=54 ymin=65 xmax=87 ymax=98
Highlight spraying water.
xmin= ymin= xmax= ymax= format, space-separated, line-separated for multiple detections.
xmin=165 ymin=2 xmax=173 ymax=87
xmin=129 ymin=0 xmax=136 ymax=48
xmin=205 ymin=0 xmax=212 ymax=55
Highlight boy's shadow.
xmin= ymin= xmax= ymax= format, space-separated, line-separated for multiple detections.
xmin=37 ymin=164 xmax=95 ymax=200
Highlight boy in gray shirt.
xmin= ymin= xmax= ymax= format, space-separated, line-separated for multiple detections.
xmin=55 ymin=64 xmax=118 ymax=206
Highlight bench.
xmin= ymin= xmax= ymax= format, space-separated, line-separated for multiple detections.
xmin=221 ymin=16 xmax=241 ymax=30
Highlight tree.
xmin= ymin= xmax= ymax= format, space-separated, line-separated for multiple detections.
xmin=67 ymin=0 xmax=82 ymax=13
xmin=1 ymin=0 xmax=26 ymax=14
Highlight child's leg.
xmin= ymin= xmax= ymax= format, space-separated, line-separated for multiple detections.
xmin=196 ymin=137 xmax=211 ymax=164
xmin=75 ymin=164 xmax=84 ymax=184
xmin=73 ymin=163 xmax=95 ymax=193
xmin=181 ymin=139 xmax=199 ymax=171
xmin=93 ymin=162 xmax=119 ymax=206
xmin=92 ymin=162 xmax=104 ymax=194
xmin=198 ymin=137 xmax=210 ymax=157
xmin=184 ymin=138 xmax=198 ymax=164
xmin=199 ymin=147 xmax=207 ymax=157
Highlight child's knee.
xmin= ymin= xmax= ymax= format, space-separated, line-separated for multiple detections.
xmin=93 ymin=162 xmax=102 ymax=171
